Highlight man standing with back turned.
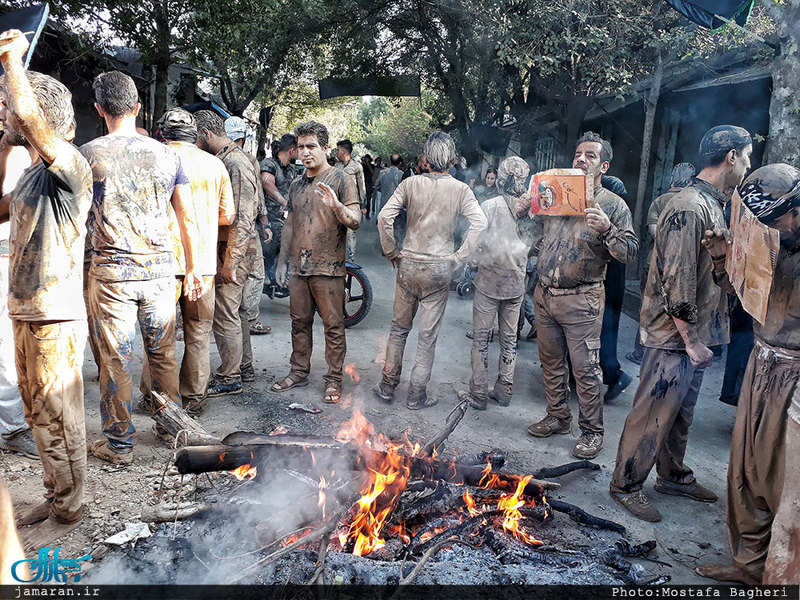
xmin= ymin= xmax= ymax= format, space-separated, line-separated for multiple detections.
xmin=610 ymin=125 xmax=752 ymax=523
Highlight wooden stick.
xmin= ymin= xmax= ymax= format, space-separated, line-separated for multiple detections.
xmin=150 ymin=391 xmax=220 ymax=446
xmin=422 ymin=399 xmax=468 ymax=456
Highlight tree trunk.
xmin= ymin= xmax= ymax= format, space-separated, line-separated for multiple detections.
xmin=763 ymin=0 xmax=800 ymax=167
xmin=153 ymin=60 xmax=169 ymax=127
xmin=633 ymin=53 xmax=663 ymax=277
xmin=557 ymin=94 xmax=594 ymax=165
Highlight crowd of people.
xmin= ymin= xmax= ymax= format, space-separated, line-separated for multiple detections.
xmin=0 ymin=26 xmax=798 ymax=585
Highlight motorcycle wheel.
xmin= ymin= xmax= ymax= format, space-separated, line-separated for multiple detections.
xmin=344 ymin=266 xmax=373 ymax=328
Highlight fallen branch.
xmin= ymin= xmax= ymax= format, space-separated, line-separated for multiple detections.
xmin=533 ymin=460 xmax=600 ymax=479
xmin=422 ymin=399 xmax=468 ymax=457
xmin=548 ymin=499 xmax=625 ymax=533
xmin=392 ymin=537 xmax=478 ymax=595
xmin=140 ymin=501 xmax=210 ymax=523
xmin=150 ymin=391 xmax=220 ymax=446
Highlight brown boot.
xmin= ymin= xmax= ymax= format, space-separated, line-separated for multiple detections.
xmin=695 ymin=563 xmax=761 ymax=585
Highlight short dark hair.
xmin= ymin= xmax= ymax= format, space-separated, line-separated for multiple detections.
xmin=93 ymin=71 xmax=139 ymax=117
xmin=390 ymin=153 xmax=402 ymax=166
xmin=336 ymin=139 xmax=353 ymax=155
xmin=294 ymin=121 xmax=329 ymax=148
xmin=194 ymin=110 xmax=225 ymax=137
xmin=576 ymin=131 xmax=613 ymax=163
xmin=276 ymin=133 xmax=297 ymax=153
xmin=697 ymin=125 xmax=752 ymax=170
xmin=4 ymin=71 xmax=76 ymax=139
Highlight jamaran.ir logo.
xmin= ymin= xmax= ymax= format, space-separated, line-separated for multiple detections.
xmin=11 ymin=546 xmax=92 ymax=583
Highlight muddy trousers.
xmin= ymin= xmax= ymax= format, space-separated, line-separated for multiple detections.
xmin=610 ymin=347 xmax=704 ymax=494
xmin=382 ymin=259 xmax=451 ymax=398
xmin=470 ymin=289 xmax=522 ymax=401
xmin=213 ymin=243 xmax=257 ymax=384
xmin=534 ymin=283 xmax=604 ymax=434
xmin=89 ymin=276 xmax=180 ymax=452
xmin=0 ymin=253 xmax=27 ymax=436
xmin=726 ymin=339 xmax=800 ymax=579
xmin=346 ymin=228 xmax=356 ymax=262
xmin=765 ymin=384 xmax=800 ymax=584
xmin=288 ymin=275 xmax=346 ymax=386
xmin=141 ymin=276 xmax=213 ymax=403
xmin=13 ymin=319 xmax=87 ymax=522
xmin=241 ymin=239 xmax=265 ymax=369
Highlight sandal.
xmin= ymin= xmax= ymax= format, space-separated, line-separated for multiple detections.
xmin=323 ymin=385 xmax=342 ymax=404
xmin=249 ymin=321 xmax=271 ymax=335
xmin=271 ymin=374 xmax=309 ymax=393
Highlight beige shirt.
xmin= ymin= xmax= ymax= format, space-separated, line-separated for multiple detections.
xmin=378 ymin=173 xmax=487 ymax=263
xmin=8 ymin=140 xmax=92 ymax=321
xmin=167 ymin=142 xmax=235 ymax=275
xmin=639 ymin=178 xmax=730 ymax=349
xmin=526 ymin=186 xmax=638 ymax=289
xmin=338 ymin=158 xmax=367 ymax=208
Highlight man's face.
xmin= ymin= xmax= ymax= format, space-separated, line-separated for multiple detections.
xmin=417 ymin=157 xmax=429 ymax=173
xmin=335 ymin=145 xmax=347 ymax=162
xmin=0 ymin=95 xmax=26 ymax=146
xmin=298 ymin=135 xmax=328 ymax=172
xmin=573 ymin=141 xmax=608 ymax=180
xmin=768 ymin=207 xmax=800 ymax=247
xmin=485 ymin=172 xmax=497 ymax=187
xmin=729 ymin=144 xmax=753 ymax=188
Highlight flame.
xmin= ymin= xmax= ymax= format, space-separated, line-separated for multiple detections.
xmin=282 ymin=528 xmax=313 ymax=547
xmin=388 ymin=523 xmax=410 ymax=545
xmin=229 ymin=463 xmax=257 ymax=481
xmin=344 ymin=363 xmax=360 ymax=383
xmin=463 ymin=491 xmax=481 ymax=517
xmin=496 ymin=476 xmax=543 ymax=546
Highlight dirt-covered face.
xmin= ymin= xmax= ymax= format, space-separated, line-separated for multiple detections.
xmin=485 ymin=172 xmax=496 ymax=187
xmin=298 ymin=134 xmax=328 ymax=175
xmin=573 ymin=141 xmax=608 ymax=183
xmin=727 ymin=144 xmax=753 ymax=189
xmin=0 ymin=95 xmax=26 ymax=146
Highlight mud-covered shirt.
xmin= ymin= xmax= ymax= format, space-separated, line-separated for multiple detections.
xmin=166 ymin=141 xmax=234 ymax=276
xmin=286 ymin=166 xmax=359 ymax=277
xmin=337 ymin=159 xmax=367 ymax=208
xmin=473 ymin=194 xmax=535 ymax=299
xmin=217 ymin=144 xmax=259 ymax=273
xmin=639 ymin=178 xmax=730 ymax=349
xmin=260 ymin=156 xmax=296 ymax=216
xmin=755 ymin=245 xmax=800 ymax=350
xmin=80 ymin=135 xmax=188 ymax=281
xmin=8 ymin=140 xmax=92 ymax=321
xmin=526 ymin=186 xmax=638 ymax=289
xmin=378 ymin=173 xmax=487 ymax=263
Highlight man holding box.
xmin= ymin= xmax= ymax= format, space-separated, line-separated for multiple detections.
xmin=525 ymin=132 xmax=637 ymax=460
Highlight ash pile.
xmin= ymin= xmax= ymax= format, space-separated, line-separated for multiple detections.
xmin=85 ymin=401 xmax=669 ymax=586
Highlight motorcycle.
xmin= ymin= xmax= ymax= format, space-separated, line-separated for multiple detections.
xmin=263 ymin=261 xmax=373 ymax=328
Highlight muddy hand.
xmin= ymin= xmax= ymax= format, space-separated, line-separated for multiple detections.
xmin=183 ymin=272 xmax=205 ymax=301
xmin=701 ymin=228 xmax=731 ymax=261
xmin=585 ymin=206 xmax=611 ymax=234
xmin=315 ymin=182 xmax=340 ymax=209
xmin=686 ymin=341 xmax=714 ymax=368
xmin=276 ymin=261 xmax=289 ymax=288
xmin=0 ymin=30 xmax=30 ymax=59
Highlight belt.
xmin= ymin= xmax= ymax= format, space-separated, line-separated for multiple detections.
xmin=540 ymin=281 xmax=602 ymax=296
xmin=754 ymin=337 xmax=800 ymax=362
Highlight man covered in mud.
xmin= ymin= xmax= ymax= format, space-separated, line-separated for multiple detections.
xmin=82 ymin=71 xmax=203 ymax=465
xmin=610 ymin=125 xmax=752 ymax=522
xmin=272 ymin=121 xmax=361 ymax=404
xmin=260 ymin=133 xmax=297 ymax=291
xmin=336 ymin=139 xmax=367 ymax=260
xmin=375 ymin=131 xmax=487 ymax=410
xmin=195 ymin=110 xmax=260 ymax=397
xmin=526 ymin=132 xmax=637 ymax=460
xmin=696 ymin=163 xmax=800 ymax=585
xmin=155 ymin=108 xmax=234 ymax=415
xmin=458 ymin=157 xmax=534 ymax=410
xmin=0 ymin=29 xmax=92 ymax=545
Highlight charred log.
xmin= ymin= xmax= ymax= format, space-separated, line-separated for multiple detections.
xmin=149 ymin=391 xmax=220 ymax=446
xmin=548 ymin=499 xmax=626 ymax=533
xmin=533 ymin=460 xmax=600 ymax=479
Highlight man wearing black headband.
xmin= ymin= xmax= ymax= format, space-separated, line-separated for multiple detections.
xmin=610 ymin=124 xmax=752 ymax=523
xmin=697 ymin=163 xmax=800 ymax=585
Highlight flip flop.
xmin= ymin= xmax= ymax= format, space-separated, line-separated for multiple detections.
xmin=323 ymin=385 xmax=342 ymax=404
xmin=271 ymin=375 xmax=309 ymax=393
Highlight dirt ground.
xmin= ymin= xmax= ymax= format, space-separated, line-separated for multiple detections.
xmin=2 ymin=223 xmax=739 ymax=584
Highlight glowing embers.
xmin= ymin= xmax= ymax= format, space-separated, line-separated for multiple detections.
xmin=228 ymin=463 xmax=258 ymax=481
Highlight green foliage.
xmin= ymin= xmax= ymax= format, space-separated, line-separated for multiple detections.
xmin=362 ymin=99 xmax=433 ymax=161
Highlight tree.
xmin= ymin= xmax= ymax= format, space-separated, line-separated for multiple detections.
xmin=362 ymin=98 xmax=433 ymax=160
xmin=762 ymin=0 xmax=800 ymax=167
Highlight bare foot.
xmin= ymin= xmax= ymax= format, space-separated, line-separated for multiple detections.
xmin=20 ymin=516 xmax=82 ymax=553
xmin=696 ymin=563 xmax=761 ymax=585
xmin=16 ymin=500 xmax=50 ymax=526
